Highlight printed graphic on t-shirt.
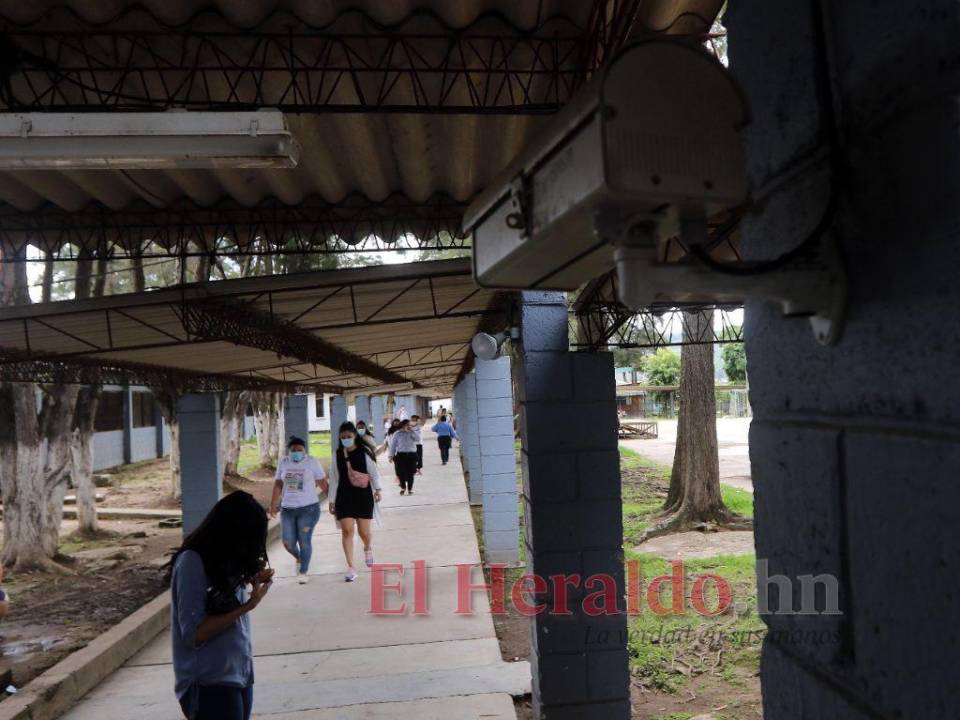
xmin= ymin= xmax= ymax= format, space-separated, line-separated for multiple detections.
xmin=283 ymin=469 xmax=306 ymax=493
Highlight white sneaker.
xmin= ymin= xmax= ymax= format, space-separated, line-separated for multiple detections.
xmin=345 ymin=568 xmax=358 ymax=582
xmin=298 ymin=572 xmax=310 ymax=585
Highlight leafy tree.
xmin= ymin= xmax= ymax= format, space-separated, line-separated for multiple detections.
xmin=642 ymin=348 xmax=681 ymax=386
xmin=720 ymin=327 xmax=747 ymax=383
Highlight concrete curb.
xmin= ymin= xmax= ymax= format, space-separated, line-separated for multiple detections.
xmin=0 ymin=518 xmax=282 ymax=720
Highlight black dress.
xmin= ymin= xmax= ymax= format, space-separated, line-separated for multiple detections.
xmin=334 ymin=447 xmax=375 ymax=520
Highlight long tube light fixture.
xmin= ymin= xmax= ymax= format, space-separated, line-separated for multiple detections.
xmin=0 ymin=111 xmax=299 ymax=169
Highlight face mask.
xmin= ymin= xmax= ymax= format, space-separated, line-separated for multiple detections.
xmin=357 ymin=428 xmax=366 ymax=436
xmin=290 ymin=451 xmax=305 ymax=462
xmin=342 ymin=437 xmax=355 ymax=449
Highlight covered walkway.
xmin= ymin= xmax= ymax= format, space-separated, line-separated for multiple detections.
xmin=62 ymin=430 xmax=528 ymax=719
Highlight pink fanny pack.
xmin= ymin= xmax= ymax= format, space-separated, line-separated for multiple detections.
xmin=346 ymin=462 xmax=370 ymax=489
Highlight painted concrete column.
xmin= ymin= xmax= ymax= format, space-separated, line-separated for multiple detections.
xmin=354 ymin=394 xmax=371 ymax=429
xmin=329 ymin=394 xmax=347 ymax=454
xmin=515 ymin=291 xmax=627 ymax=718
xmin=121 ymin=384 xmax=133 ymax=464
xmin=153 ymin=401 xmax=164 ymax=458
xmin=177 ymin=394 xmax=223 ymax=535
xmin=460 ymin=372 xmax=482 ymax=505
xmin=476 ymin=355 xmax=519 ymax=565
xmin=284 ymin=394 xmax=310 ymax=453
xmin=370 ymin=395 xmax=386 ymax=444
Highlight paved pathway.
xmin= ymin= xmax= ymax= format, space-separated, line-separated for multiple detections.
xmin=63 ymin=431 xmax=527 ymax=719
xmin=621 ymin=417 xmax=753 ymax=493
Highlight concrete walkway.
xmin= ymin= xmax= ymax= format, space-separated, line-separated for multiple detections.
xmin=63 ymin=431 xmax=528 ymax=719
xmin=620 ymin=417 xmax=753 ymax=493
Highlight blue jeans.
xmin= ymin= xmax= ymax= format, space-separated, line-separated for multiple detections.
xmin=281 ymin=503 xmax=321 ymax=573
xmin=180 ymin=684 xmax=252 ymax=720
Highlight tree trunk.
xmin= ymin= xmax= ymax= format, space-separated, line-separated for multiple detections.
xmin=152 ymin=389 xmax=181 ymax=499
xmin=71 ymin=385 xmax=101 ymax=536
xmin=1 ymin=385 xmax=71 ymax=572
xmin=0 ymin=249 xmax=75 ymax=571
xmin=221 ymin=391 xmax=246 ymax=476
xmin=253 ymin=392 xmax=282 ymax=469
xmin=168 ymin=419 xmax=182 ymax=498
xmin=40 ymin=385 xmax=80 ymax=558
xmin=640 ymin=311 xmax=751 ymax=542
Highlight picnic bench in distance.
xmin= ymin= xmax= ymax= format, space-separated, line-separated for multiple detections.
xmin=618 ymin=420 xmax=659 ymax=439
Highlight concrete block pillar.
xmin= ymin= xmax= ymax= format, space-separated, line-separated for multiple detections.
xmin=460 ymin=372 xmax=482 ymax=505
xmin=177 ymin=394 xmax=223 ymax=535
xmin=329 ymin=394 xmax=347 ymax=454
xmin=370 ymin=395 xmax=386 ymax=444
xmin=283 ymin=394 xmax=310 ymax=454
xmin=354 ymin=394 xmax=371 ymax=429
xmin=153 ymin=400 xmax=164 ymax=457
xmin=121 ymin=384 xmax=133 ymax=464
xmin=515 ymin=291 xmax=627 ymax=719
xmin=476 ymin=355 xmax=519 ymax=566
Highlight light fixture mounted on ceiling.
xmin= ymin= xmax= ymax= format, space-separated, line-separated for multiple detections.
xmin=0 ymin=111 xmax=300 ymax=169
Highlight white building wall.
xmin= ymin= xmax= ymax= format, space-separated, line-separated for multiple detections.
xmin=307 ymin=393 xmax=354 ymax=433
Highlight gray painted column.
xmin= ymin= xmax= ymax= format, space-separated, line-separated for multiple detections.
xmin=121 ymin=384 xmax=133 ymax=464
xmin=515 ymin=291 xmax=627 ymax=718
xmin=370 ymin=395 xmax=386 ymax=444
xmin=177 ymin=394 xmax=223 ymax=535
xmin=284 ymin=394 xmax=310 ymax=453
xmin=154 ymin=401 xmax=164 ymax=458
xmin=354 ymin=394 xmax=371 ymax=429
xmin=476 ymin=356 xmax=519 ymax=565
xmin=460 ymin=372 xmax=482 ymax=505
xmin=329 ymin=394 xmax=347 ymax=454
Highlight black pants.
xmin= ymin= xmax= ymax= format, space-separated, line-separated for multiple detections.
xmin=437 ymin=436 xmax=452 ymax=463
xmin=181 ymin=684 xmax=253 ymax=720
xmin=395 ymin=452 xmax=418 ymax=491
xmin=416 ymin=443 xmax=423 ymax=469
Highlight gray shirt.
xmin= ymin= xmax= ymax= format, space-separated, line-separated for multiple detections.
xmin=389 ymin=429 xmax=419 ymax=456
xmin=171 ymin=550 xmax=253 ymax=711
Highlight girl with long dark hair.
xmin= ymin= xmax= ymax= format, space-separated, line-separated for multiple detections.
xmin=165 ymin=491 xmax=274 ymax=720
xmin=328 ymin=421 xmax=382 ymax=582
xmin=355 ymin=420 xmax=377 ymax=453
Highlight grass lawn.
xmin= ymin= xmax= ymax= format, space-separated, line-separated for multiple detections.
xmin=619 ymin=445 xmax=762 ymax=711
xmin=238 ymin=431 xmax=332 ymax=475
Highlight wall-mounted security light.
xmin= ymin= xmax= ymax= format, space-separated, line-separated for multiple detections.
xmin=0 ymin=111 xmax=300 ymax=169
xmin=471 ymin=332 xmax=505 ymax=360
xmin=463 ymin=39 xmax=845 ymax=344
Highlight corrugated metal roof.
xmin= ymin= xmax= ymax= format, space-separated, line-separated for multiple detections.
xmin=0 ymin=257 xmax=506 ymax=395
xmin=0 ymin=0 xmax=721 ymax=220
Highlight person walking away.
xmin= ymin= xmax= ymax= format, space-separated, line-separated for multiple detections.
xmin=167 ymin=491 xmax=274 ymax=720
xmin=389 ymin=419 xmax=419 ymax=495
xmin=270 ymin=436 xmax=326 ymax=585
xmin=410 ymin=414 xmax=424 ymax=475
xmin=431 ymin=414 xmax=458 ymax=465
xmin=328 ymin=421 xmax=382 ymax=582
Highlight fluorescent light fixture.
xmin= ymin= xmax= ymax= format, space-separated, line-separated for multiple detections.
xmin=0 ymin=111 xmax=300 ymax=169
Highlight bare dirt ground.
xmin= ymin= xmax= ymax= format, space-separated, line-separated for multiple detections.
xmin=0 ymin=460 xmax=279 ymax=695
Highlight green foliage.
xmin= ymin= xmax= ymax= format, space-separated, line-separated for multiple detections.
xmin=720 ymin=325 xmax=746 ymax=383
xmin=612 ymin=347 xmax=649 ymax=369
xmin=642 ymin=348 xmax=681 ymax=386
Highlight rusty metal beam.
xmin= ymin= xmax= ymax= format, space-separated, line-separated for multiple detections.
xmin=177 ymin=298 xmax=417 ymax=388
xmin=0 ymin=345 xmax=323 ymax=393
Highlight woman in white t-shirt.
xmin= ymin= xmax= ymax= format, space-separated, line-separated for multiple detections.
xmin=269 ymin=436 xmax=327 ymax=585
